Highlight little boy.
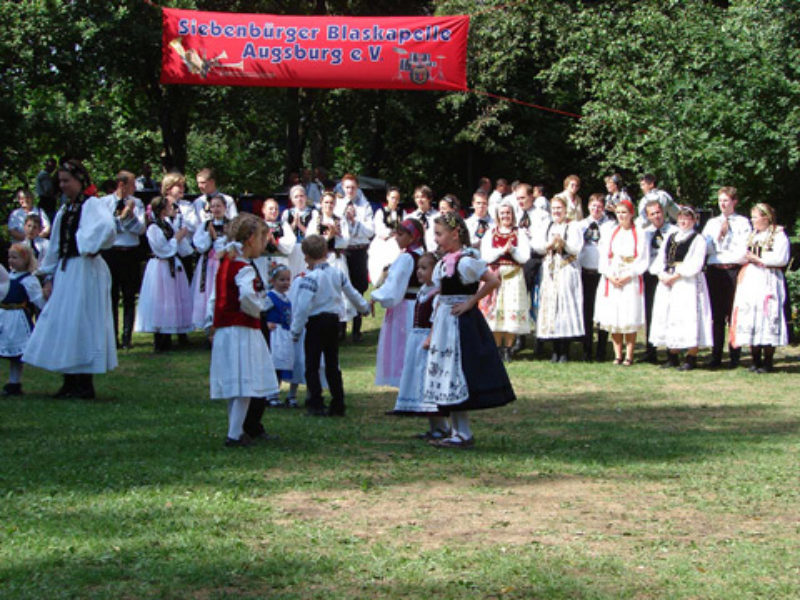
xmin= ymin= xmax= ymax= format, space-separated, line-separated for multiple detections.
xmin=23 ymin=214 xmax=49 ymax=266
xmin=290 ymin=234 xmax=370 ymax=416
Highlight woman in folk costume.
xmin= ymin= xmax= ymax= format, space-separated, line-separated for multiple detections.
xmin=422 ymin=213 xmax=515 ymax=449
xmin=479 ymin=199 xmax=531 ymax=362
xmin=648 ymin=205 xmax=712 ymax=371
xmin=261 ymin=197 xmax=296 ymax=271
xmin=135 ymin=195 xmax=194 ymax=351
xmin=730 ymin=203 xmax=790 ymax=373
xmin=23 ymin=159 xmax=117 ymax=399
xmin=370 ymin=218 xmax=425 ymax=387
xmin=532 ymin=194 xmax=584 ymax=363
xmin=282 ymin=184 xmax=319 ymax=278
xmin=594 ymin=199 xmax=649 ymax=365
xmin=191 ymin=195 xmax=228 ymax=330
xmin=308 ymin=191 xmax=356 ymax=324
xmin=368 ymin=186 xmax=403 ymax=286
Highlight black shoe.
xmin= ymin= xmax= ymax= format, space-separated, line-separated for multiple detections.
xmin=661 ymin=354 xmax=680 ymax=369
xmin=326 ymin=406 xmax=346 ymax=417
xmin=306 ymin=406 xmax=328 ymax=417
xmin=512 ymin=336 xmax=524 ymax=355
xmin=558 ymin=354 xmax=569 ymax=363
xmin=224 ymin=433 xmax=253 ymax=447
xmin=550 ymin=352 xmax=558 ymax=363
xmin=250 ymin=431 xmax=280 ymax=442
xmin=706 ymin=358 xmax=722 ymax=369
xmin=678 ymin=356 xmax=697 ymax=371
xmin=352 ymin=332 xmax=363 ymax=343
xmin=2 ymin=383 xmax=23 ymax=396
xmin=644 ymin=349 xmax=659 ymax=364
xmin=53 ymin=375 xmax=78 ymax=398
xmin=73 ymin=375 xmax=95 ymax=399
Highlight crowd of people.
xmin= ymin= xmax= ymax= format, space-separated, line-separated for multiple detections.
xmin=3 ymin=160 xmax=793 ymax=448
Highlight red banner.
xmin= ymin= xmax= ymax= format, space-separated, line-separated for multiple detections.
xmin=161 ymin=8 xmax=469 ymax=91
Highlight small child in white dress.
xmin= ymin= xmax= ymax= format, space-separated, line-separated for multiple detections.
xmin=0 ymin=244 xmax=46 ymax=395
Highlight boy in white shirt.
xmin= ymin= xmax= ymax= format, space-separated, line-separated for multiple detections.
xmin=291 ymin=235 xmax=370 ymax=416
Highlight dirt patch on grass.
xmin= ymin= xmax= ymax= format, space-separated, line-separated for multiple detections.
xmin=271 ymin=475 xmax=795 ymax=555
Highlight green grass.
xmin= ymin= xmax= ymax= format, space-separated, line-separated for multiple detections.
xmin=1 ymin=313 xmax=799 ymax=599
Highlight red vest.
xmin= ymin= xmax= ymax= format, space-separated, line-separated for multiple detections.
xmin=213 ymin=257 xmax=261 ymax=329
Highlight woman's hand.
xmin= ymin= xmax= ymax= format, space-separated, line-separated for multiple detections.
xmin=451 ymin=298 xmax=475 ymax=316
xmin=422 ymin=334 xmax=431 ymax=350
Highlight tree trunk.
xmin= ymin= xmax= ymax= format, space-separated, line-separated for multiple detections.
xmin=286 ymin=88 xmax=302 ymax=179
xmin=158 ymin=86 xmax=190 ymax=172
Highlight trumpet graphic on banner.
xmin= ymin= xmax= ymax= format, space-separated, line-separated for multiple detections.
xmin=169 ymin=38 xmax=245 ymax=78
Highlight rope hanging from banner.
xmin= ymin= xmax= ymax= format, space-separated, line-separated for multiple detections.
xmin=466 ymin=88 xmax=582 ymax=119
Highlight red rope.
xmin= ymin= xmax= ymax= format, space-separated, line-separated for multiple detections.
xmin=467 ymin=88 xmax=582 ymax=119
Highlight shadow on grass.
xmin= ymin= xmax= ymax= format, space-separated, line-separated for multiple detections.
xmin=2 ymin=384 xmax=797 ymax=499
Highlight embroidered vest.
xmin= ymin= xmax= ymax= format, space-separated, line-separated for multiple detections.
xmin=213 ymin=258 xmax=262 ymax=329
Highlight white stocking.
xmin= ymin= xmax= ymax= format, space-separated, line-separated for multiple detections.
xmin=227 ymin=397 xmax=251 ymax=440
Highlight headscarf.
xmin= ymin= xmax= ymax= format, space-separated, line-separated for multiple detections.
xmin=396 ymin=218 xmax=425 ymax=251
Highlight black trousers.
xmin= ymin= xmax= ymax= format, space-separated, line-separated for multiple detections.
xmin=102 ymin=246 xmax=141 ymax=345
xmin=345 ymin=246 xmax=368 ymax=335
xmin=706 ymin=265 xmax=741 ymax=360
xmin=643 ymin=272 xmax=659 ymax=351
xmin=581 ymin=269 xmax=607 ymax=358
xmin=304 ymin=313 xmax=345 ymax=412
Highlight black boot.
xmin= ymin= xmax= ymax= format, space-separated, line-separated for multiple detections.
xmin=678 ymin=355 xmax=697 ymax=371
xmin=661 ymin=352 xmax=680 ymax=369
xmin=2 ymin=382 xmax=23 ymax=396
xmin=749 ymin=347 xmax=763 ymax=372
xmin=729 ymin=346 xmax=741 ymax=369
xmin=243 ymin=397 xmax=270 ymax=439
xmin=596 ymin=330 xmax=608 ymax=362
xmin=352 ymin=316 xmax=363 ymax=342
xmin=53 ymin=374 xmax=78 ymax=398
xmin=550 ymin=340 xmax=560 ymax=363
xmin=758 ymin=346 xmax=775 ymax=373
xmin=558 ymin=340 xmax=570 ymax=363
xmin=644 ymin=343 xmax=658 ymax=364
xmin=74 ymin=374 xmax=95 ymax=399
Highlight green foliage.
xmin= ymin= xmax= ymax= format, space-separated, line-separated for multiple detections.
xmin=538 ymin=0 xmax=800 ymax=213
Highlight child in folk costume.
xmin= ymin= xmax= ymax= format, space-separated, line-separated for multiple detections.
xmin=0 ymin=244 xmax=46 ymax=395
xmin=135 ymin=196 xmax=194 ymax=352
xmin=368 ymin=186 xmax=403 ymax=286
xmin=370 ymin=218 xmax=426 ymax=388
xmin=479 ymin=200 xmax=532 ymax=363
xmin=290 ymin=235 xmax=371 ymax=417
xmin=423 ymin=213 xmax=515 ymax=448
xmin=730 ymin=203 xmax=791 ymax=373
xmin=595 ymin=199 xmax=649 ymax=366
xmin=264 ymin=265 xmax=301 ymax=408
xmin=210 ymin=214 xmax=280 ymax=446
xmin=23 ymin=213 xmax=49 ymax=266
xmin=390 ymin=253 xmax=451 ymax=439
xmin=191 ymin=195 xmax=228 ymax=330
xmin=282 ymin=184 xmax=319 ymax=278
xmin=649 ymin=206 xmax=712 ymax=371
xmin=532 ymin=195 xmax=584 ymax=363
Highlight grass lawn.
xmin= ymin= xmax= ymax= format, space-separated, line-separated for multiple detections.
xmin=1 ymin=311 xmax=799 ymax=599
